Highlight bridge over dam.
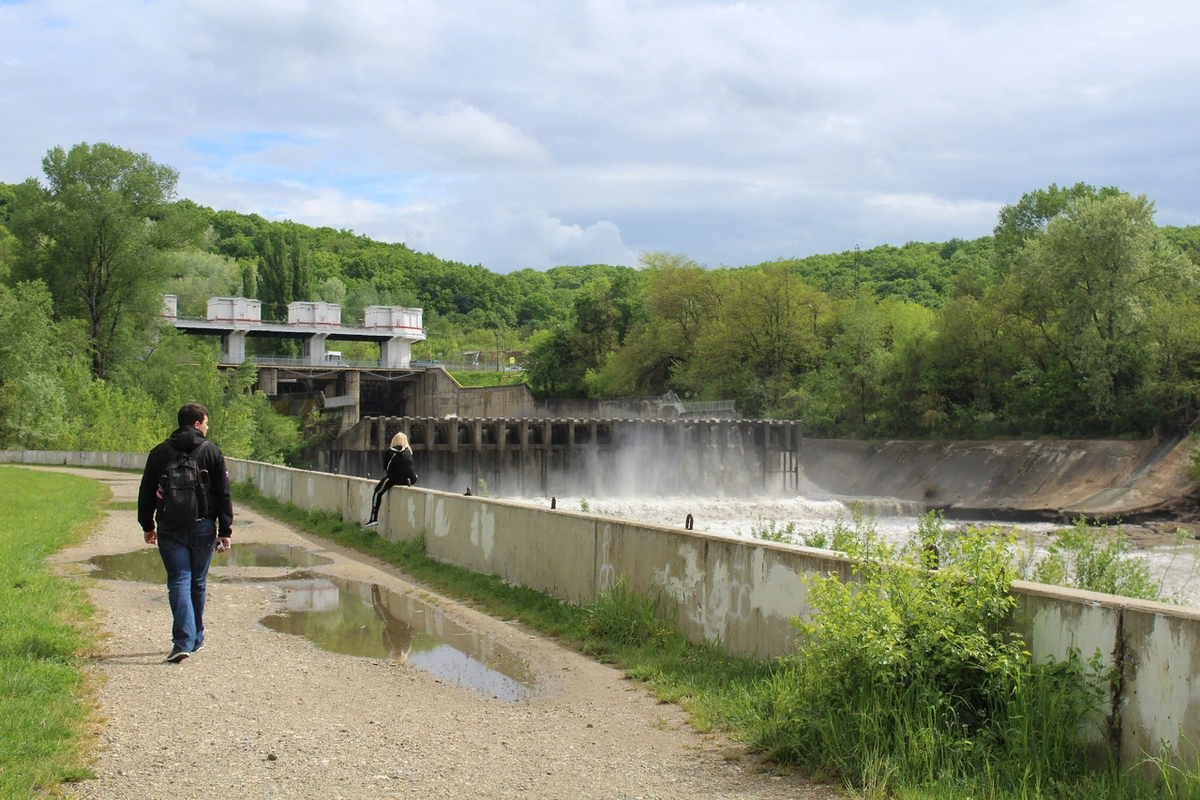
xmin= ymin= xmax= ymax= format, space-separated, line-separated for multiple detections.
xmin=325 ymin=417 xmax=1200 ymax=522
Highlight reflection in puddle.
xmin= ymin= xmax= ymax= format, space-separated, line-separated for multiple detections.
xmin=260 ymin=575 xmax=536 ymax=701
xmin=87 ymin=543 xmax=334 ymax=582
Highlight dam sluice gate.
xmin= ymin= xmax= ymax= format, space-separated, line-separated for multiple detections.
xmin=323 ymin=416 xmax=805 ymax=497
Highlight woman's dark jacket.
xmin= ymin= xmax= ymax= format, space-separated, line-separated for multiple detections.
xmin=383 ymin=446 xmax=418 ymax=486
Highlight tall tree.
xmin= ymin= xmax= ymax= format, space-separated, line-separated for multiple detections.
xmin=256 ymin=228 xmax=292 ymax=319
xmin=1007 ymin=192 xmax=1197 ymax=427
xmin=9 ymin=143 xmax=201 ymax=378
xmin=992 ymin=182 xmax=1121 ymax=271
xmin=289 ymin=226 xmax=312 ymax=304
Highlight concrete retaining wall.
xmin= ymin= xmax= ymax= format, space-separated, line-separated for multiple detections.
xmin=3 ymin=449 xmax=1198 ymax=769
xmin=0 ymin=450 xmax=148 ymax=469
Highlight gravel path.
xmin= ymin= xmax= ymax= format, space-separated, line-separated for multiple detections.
xmin=38 ymin=467 xmax=841 ymax=800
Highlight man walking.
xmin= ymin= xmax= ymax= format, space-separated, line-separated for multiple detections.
xmin=138 ymin=403 xmax=233 ymax=663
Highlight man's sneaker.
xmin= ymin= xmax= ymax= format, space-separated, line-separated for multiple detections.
xmin=192 ymin=641 xmax=205 ymax=653
xmin=167 ymin=648 xmax=189 ymax=663
xmin=364 ymin=519 xmax=379 ymax=528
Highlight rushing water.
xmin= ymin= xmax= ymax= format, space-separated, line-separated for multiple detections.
xmin=516 ymin=493 xmax=1200 ymax=608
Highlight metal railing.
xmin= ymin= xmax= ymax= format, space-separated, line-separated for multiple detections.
xmin=413 ymin=360 xmax=524 ymax=372
xmin=661 ymin=391 xmax=737 ymax=414
xmin=218 ymin=355 xmax=407 ymax=369
xmin=213 ymin=355 xmax=527 ymax=371
xmin=681 ymin=399 xmax=737 ymax=413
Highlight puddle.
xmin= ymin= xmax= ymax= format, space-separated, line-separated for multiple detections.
xmin=260 ymin=575 xmax=537 ymax=701
xmin=85 ymin=546 xmax=537 ymax=700
xmin=86 ymin=543 xmax=333 ymax=582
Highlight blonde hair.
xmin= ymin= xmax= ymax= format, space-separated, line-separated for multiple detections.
xmin=390 ymin=432 xmax=410 ymax=450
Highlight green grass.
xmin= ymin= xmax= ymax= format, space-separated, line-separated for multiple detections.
xmin=449 ymin=370 xmax=526 ymax=387
xmin=0 ymin=466 xmax=107 ymax=797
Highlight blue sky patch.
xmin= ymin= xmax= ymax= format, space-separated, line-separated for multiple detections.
xmin=185 ymin=132 xmax=313 ymax=159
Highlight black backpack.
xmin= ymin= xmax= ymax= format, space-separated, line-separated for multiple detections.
xmin=156 ymin=442 xmax=211 ymax=528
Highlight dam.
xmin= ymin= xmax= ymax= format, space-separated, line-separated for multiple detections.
xmin=325 ymin=416 xmax=1199 ymax=524
xmin=324 ymin=415 xmax=804 ymax=497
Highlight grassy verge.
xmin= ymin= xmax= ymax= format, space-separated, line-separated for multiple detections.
xmin=449 ymin=370 xmax=526 ymax=387
xmin=231 ymin=482 xmax=1200 ymax=799
xmin=0 ymin=466 xmax=107 ymax=797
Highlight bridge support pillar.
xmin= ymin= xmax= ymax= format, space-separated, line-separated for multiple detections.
xmin=339 ymin=370 xmax=361 ymax=432
xmin=303 ymin=334 xmax=329 ymax=365
xmin=379 ymin=337 xmax=411 ymax=368
xmin=257 ymin=368 xmax=277 ymax=395
xmin=221 ymin=330 xmax=247 ymax=364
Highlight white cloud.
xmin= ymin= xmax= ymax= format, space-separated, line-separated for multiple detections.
xmin=865 ymin=193 xmax=1001 ymax=225
xmin=383 ymin=104 xmax=550 ymax=166
xmin=3 ymin=0 xmax=1200 ymax=271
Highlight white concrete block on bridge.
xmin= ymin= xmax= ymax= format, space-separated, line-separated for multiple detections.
xmin=163 ymin=294 xmax=426 ymax=368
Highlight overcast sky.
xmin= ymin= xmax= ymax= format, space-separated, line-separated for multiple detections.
xmin=2 ymin=0 xmax=1197 ymax=272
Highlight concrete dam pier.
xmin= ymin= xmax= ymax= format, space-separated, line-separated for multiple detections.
xmin=325 ymin=416 xmax=804 ymax=497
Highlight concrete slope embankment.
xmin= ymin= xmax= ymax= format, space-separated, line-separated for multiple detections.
xmin=798 ymin=436 xmax=1200 ymax=522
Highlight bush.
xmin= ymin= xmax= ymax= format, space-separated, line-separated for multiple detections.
xmin=749 ymin=512 xmax=1108 ymax=793
xmin=1025 ymin=517 xmax=1161 ymax=601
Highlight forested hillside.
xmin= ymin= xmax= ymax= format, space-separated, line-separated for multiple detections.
xmin=2 ymin=143 xmax=1198 ymax=453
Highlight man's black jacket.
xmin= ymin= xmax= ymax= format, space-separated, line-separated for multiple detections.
xmin=138 ymin=426 xmax=234 ymax=537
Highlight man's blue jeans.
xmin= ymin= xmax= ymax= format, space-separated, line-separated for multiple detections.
xmin=157 ymin=518 xmax=217 ymax=653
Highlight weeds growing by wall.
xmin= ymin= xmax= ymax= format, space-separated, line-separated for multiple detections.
xmin=747 ymin=512 xmax=1112 ymax=795
xmin=1020 ymin=517 xmax=1171 ymax=602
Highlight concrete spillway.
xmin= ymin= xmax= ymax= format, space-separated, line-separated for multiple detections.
xmin=797 ymin=436 xmax=1199 ymax=523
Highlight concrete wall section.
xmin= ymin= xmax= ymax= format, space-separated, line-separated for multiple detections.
xmin=1010 ymin=581 xmax=1123 ymax=758
xmin=383 ymin=486 xmax=425 ymax=544
xmin=1119 ymin=603 xmax=1200 ymax=767
xmin=0 ymin=450 xmax=147 ymax=469
xmin=344 ymin=476 xmax=375 ymax=526
xmin=423 ymin=492 xmax=596 ymax=603
xmin=598 ymin=519 xmax=851 ymax=657
xmin=292 ymin=471 xmax=347 ymax=516
xmin=227 ymin=458 xmax=249 ymax=483
xmin=249 ymin=461 xmax=294 ymax=504
xmin=486 ymin=502 xmax=595 ymax=603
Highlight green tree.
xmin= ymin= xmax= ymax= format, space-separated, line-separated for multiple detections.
xmin=524 ymin=327 xmax=588 ymax=398
xmin=289 ymin=226 xmax=312 ymax=303
xmin=0 ymin=282 xmax=76 ymax=447
xmin=992 ymin=182 xmax=1121 ymax=271
xmin=163 ymin=250 xmax=242 ymax=317
xmin=256 ymin=227 xmax=292 ymax=319
xmin=641 ymin=251 xmax=716 ymax=350
xmin=1007 ymin=193 xmax=1197 ymax=429
xmin=319 ymin=276 xmax=347 ymax=306
xmin=9 ymin=143 xmax=203 ymax=379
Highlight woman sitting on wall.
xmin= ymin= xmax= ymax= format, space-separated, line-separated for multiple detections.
xmin=365 ymin=432 xmax=418 ymax=527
